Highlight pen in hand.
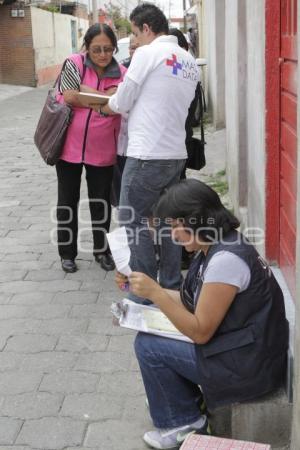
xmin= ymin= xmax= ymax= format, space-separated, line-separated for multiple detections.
xmin=115 ymin=271 xmax=130 ymax=291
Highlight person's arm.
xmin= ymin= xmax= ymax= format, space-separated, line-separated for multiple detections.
xmin=115 ymin=272 xmax=184 ymax=307
xmin=101 ymin=77 xmax=140 ymax=116
xmin=59 ymin=59 xmax=115 ymax=108
xmin=163 ymin=289 xmax=183 ymax=306
xmin=128 ymin=272 xmax=237 ymax=344
xmin=102 ymin=46 xmax=151 ymax=116
xmin=59 ymin=59 xmax=86 ymax=108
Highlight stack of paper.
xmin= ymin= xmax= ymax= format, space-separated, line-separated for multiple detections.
xmin=180 ymin=435 xmax=271 ymax=450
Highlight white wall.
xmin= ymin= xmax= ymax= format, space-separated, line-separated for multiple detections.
xmin=225 ymin=0 xmax=248 ymax=218
xmin=204 ymin=0 xmax=225 ymax=129
xmin=225 ymin=0 xmax=239 ymax=212
xmin=31 ymin=7 xmax=89 ymax=71
xmin=245 ymin=0 xmax=266 ymax=255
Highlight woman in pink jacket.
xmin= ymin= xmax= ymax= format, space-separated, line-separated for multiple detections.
xmin=57 ymin=24 xmax=126 ymax=273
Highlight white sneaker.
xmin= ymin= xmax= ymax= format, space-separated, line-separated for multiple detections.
xmin=143 ymin=416 xmax=209 ymax=449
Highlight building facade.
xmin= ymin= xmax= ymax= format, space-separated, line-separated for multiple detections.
xmin=0 ymin=4 xmax=89 ymax=86
xmin=198 ymin=0 xmax=299 ymax=447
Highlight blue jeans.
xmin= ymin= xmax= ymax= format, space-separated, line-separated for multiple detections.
xmin=119 ymin=158 xmax=185 ymax=303
xmin=134 ymin=333 xmax=202 ymax=428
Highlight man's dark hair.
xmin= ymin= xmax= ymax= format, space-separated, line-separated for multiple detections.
xmin=130 ymin=3 xmax=169 ymax=34
xmin=154 ymin=179 xmax=240 ymax=241
xmin=169 ymin=28 xmax=189 ymax=51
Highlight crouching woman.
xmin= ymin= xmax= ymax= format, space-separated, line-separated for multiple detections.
xmin=118 ymin=179 xmax=289 ymax=449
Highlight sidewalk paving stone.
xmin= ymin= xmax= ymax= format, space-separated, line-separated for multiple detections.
xmin=1 ymin=392 xmax=63 ymax=419
xmin=10 ymin=292 xmax=55 ymax=305
xmin=84 ymin=420 xmax=149 ymax=449
xmin=16 ymin=417 xmax=86 ymax=449
xmin=74 ymin=351 xmax=133 ymax=373
xmin=0 ymin=271 xmax=27 ymax=283
xmin=0 ymin=353 xmax=24 ymax=371
xmin=20 ymin=352 xmax=79 ymax=372
xmin=2 ymin=253 xmax=40 ymax=262
xmin=0 ymin=371 xmax=43 ymax=395
xmin=24 ymin=270 xmax=66 ymax=282
xmin=60 ymin=392 xmax=125 ymax=421
xmin=0 ymin=417 xmax=23 ymax=445
xmin=4 ymin=334 xmax=58 ymax=353
xmin=0 ymin=319 xmax=42 ymax=335
xmin=97 ymin=370 xmax=145 ymax=396
xmin=55 ymin=334 xmax=109 ymax=352
xmin=39 ymin=371 xmax=100 ymax=394
xmin=36 ymin=318 xmax=89 ymax=335
xmin=52 ymin=291 xmax=98 ymax=305
xmin=0 ymin=260 xmax=53 ymax=271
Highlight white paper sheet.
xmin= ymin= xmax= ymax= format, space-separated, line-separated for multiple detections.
xmin=107 ymin=227 xmax=132 ymax=276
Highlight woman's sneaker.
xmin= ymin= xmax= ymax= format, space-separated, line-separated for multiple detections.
xmin=143 ymin=415 xmax=210 ymax=449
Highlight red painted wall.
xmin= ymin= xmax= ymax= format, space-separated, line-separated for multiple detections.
xmin=265 ymin=0 xmax=281 ymax=263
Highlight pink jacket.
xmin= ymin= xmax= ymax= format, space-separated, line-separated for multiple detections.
xmin=58 ymin=53 xmax=126 ymax=167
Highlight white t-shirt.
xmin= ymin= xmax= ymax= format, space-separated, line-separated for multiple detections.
xmin=201 ymin=251 xmax=251 ymax=292
xmin=109 ymin=35 xmax=199 ymax=160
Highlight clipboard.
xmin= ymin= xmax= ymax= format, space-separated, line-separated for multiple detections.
xmin=78 ymin=92 xmax=111 ymax=107
xmin=111 ymin=299 xmax=193 ymax=343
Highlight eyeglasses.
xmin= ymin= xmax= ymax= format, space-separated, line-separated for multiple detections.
xmin=90 ymin=46 xmax=114 ymax=55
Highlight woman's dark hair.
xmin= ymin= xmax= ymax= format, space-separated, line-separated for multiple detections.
xmin=83 ymin=23 xmax=118 ymax=52
xmin=130 ymin=3 xmax=169 ymax=34
xmin=154 ymin=179 xmax=240 ymax=241
xmin=169 ymin=28 xmax=189 ymax=51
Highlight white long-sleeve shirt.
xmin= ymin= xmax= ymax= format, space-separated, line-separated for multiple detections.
xmin=109 ymin=35 xmax=199 ymax=160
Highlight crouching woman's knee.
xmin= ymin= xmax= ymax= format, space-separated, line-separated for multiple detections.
xmin=134 ymin=332 xmax=150 ymax=359
xmin=134 ymin=332 xmax=161 ymax=364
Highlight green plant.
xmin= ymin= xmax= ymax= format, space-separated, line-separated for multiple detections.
xmin=105 ymin=3 xmax=131 ymax=34
xmin=206 ymin=169 xmax=228 ymax=197
xmin=38 ymin=4 xmax=60 ymax=13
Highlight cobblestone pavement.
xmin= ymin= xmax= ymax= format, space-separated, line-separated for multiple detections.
xmin=0 ymin=85 xmax=226 ymax=450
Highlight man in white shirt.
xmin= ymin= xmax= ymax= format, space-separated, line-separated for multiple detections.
xmin=102 ymin=3 xmax=199 ymax=301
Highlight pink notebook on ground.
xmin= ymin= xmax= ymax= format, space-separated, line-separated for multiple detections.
xmin=180 ymin=435 xmax=271 ymax=450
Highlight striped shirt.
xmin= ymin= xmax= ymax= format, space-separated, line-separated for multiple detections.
xmin=59 ymin=59 xmax=81 ymax=92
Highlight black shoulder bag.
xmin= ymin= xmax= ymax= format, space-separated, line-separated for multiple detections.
xmin=186 ymin=82 xmax=206 ymax=171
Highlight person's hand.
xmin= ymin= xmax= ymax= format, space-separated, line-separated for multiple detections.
xmin=115 ymin=271 xmax=129 ymax=291
xmin=129 ymin=272 xmax=161 ymax=300
xmin=105 ymin=86 xmax=118 ymax=96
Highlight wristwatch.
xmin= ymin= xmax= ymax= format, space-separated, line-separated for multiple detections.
xmin=99 ymin=106 xmax=109 ymax=117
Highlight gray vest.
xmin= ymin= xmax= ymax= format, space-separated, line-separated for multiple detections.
xmin=182 ymin=230 xmax=289 ymax=410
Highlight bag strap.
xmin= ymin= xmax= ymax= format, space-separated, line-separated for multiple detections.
xmin=199 ymin=82 xmax=206 ymax=115
xmin=52 ymin=58 xmax=68 ymax=89
xmin=198 ymin=82 xmax=206 ymax=143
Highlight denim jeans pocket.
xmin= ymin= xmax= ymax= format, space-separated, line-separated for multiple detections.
xmin=138 ymin=160 xmax=180 ymax=192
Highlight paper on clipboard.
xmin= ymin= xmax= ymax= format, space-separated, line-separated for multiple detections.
xmin=78 ymin=92 xmax=111 ymax=107
xmin=106 ymin=227 xmax=132 ymax=276
xmin=110 ymin=298 xmax=193 ymax=343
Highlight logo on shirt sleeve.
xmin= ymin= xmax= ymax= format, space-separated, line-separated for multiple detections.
xmin=166 ymin=54 xmax=182 ymax=75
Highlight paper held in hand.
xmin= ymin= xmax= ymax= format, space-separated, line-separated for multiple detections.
xmin=106 ymin=227 xmax=132 ymax=276
xmin=78 ymin=92 xmax=111 ymax=108
xmin=111 ymin=298 xmax=193 ymax=343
